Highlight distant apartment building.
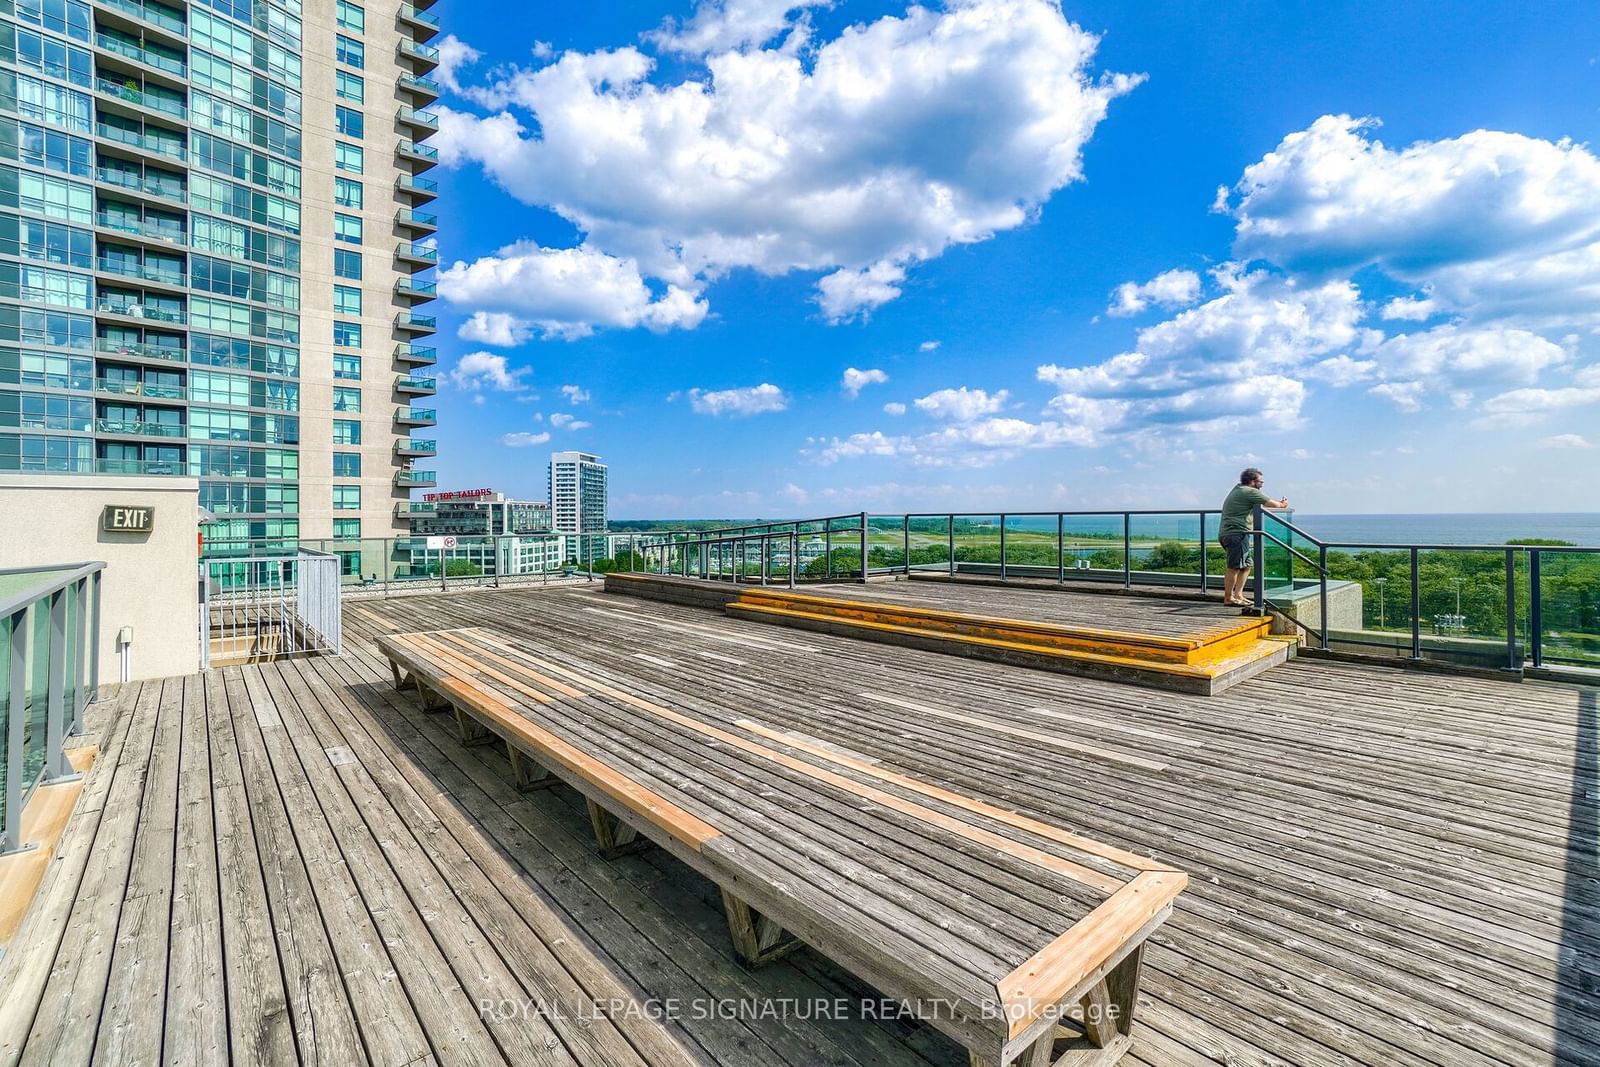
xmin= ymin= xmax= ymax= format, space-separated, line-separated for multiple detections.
xmin=549 ymin=449 xmax=606 ymax=562
xmin=0 ymin=0 xmax=443 ymax=549
xmin=408 ymin=487 xmax=550 ymax=538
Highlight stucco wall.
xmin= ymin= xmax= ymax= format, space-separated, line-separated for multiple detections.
xmin=0 ymin=475 xmax=201 ymax=682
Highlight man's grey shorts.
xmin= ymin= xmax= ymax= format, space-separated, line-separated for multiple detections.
xmin=1219 ymin=532 xmax=1249 ymax=570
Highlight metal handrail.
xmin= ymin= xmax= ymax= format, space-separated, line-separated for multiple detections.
xmin=635 ymin=529 xmax=802 ymax=588
xmin=2 ymin=561 xmax=104 ymax=854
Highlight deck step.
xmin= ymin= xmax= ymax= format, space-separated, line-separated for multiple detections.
xmin=724 ymin=596 xmax=1292 ymax=695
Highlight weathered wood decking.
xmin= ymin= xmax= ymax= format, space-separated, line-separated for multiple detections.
xmin=1 ymin=580 xmax=1597 ymax=1066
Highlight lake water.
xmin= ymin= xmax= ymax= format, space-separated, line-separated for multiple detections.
xmin=1292 ymin=513 xmax=1600 ymax=546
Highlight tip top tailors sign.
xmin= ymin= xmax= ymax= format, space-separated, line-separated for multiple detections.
xmin=102 ymin=505 xmax=155 ymax=533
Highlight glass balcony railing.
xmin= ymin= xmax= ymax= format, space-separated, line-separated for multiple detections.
xmin=94 ymin=377 xmax=186 ymax=401
xmin=398 ymin=107 xmax=440 ymax=131
xmin=397 ymin=500 xmax=437 ymax=516
xmin=397 ymin=139 xmax=439 ymax=161
xmin=94 ymin=33 xmax=187 ymax=76
xmin=396 ymin=208 xmax=438 ymax=229
xmin=398 ymin=73 xmax=442 ymax=98
xmin=395 ymin=470 xmax=437 ymax=486
xmin=397 ymin=439 xmax=438 ymax=454
xmin=94 ymin=212 xmax=186 ymax=244
xmin=95 ymin=122 xmax=187 ymax=161
xmin=95 ymin=417 xmax=185 ymax=437
xmin=96 ymin=0 xmax=188 ymax=35
xmin=396 ymin=375 xmax=437 ymax=392
xmin=95 ymin=300 xmax=186 ymax=323
xmin=396 ymin=241 xmax=438 ymax=262
xmin=396 ymin=407 xmax=436 ymax=424
xmin=95 ymin=337 xmax=186 ymax=361
xmin=398 ymin=39 xmax=442 ymax=64
xmin=94 ymin=77 xmax=188 ymax=118
xmin=395 ymin=344 xmax=436 ymax=363
xmin=395 ymin=313 xmax=437 ymax=332
xmin=395 ymin=278 xmax=436 ymax=297
xmin=398 ymin=3 xmax=441 ymax=29
xmin=96 ymin=258 xmax=186 ymax=285
xmin=396 ymin=173 xmax=439 ymax=195
xmin=96 ymin=168 xmax=187 ymax=202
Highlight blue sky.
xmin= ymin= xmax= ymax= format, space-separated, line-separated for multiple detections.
xmin=422 ymin=0 xmax=1600 ymax=518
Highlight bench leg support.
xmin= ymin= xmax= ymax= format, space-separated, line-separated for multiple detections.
xmin=988 ymin=946 xmax=1143 ymax=1066
xmin=508 ymin=744 xmax=557 ymax=792
xmin=390 ymin=659 xmax=405 ymax=690
xmin=720 ymin=888 xmax=802 ymax=967
xmin=454 ymin=706 xmax=496 ymax=747
xmin=587 ymin=799 xmax=649 ymax=859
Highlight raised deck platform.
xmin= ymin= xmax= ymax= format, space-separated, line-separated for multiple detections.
xmin=1 ymin=582 xmax=1595 ymax=1066
xmin=608 ymin=573 xmax=1292 ymax=694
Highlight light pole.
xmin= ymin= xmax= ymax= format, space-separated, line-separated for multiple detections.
xmin=1375 ymin=577 xmax=1388 ymax=629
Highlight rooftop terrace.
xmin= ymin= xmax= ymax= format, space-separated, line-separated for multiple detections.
xmin=1 ymin=578 xmax=1595 ymax=1066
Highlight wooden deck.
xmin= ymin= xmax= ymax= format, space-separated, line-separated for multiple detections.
xmin=1 ymin=580 xmax=1597 ymax=1066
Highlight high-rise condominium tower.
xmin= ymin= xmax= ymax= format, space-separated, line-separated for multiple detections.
xmin=548 ymin=450 xmax=606 ymax=561
xmin=0 ymin=0 xmax=441 ymax=549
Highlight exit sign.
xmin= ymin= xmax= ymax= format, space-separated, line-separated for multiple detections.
xmin=102 ymin=505 xmax=155 ymax=533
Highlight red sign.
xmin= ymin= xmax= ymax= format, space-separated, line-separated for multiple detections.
xmin=424 ymin=488 xmax=496 ymax=501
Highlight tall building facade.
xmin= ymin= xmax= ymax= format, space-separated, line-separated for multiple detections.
xmin=409 ymin=487 xmax=550 ymax=538
xmin=0 ymin=0 xmax=440 ymax=550
xmin=549 ymin=449 xmax=606 ymax=561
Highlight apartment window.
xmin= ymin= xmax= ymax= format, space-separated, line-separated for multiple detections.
xmin=334 ymin=177 xmax=363 ymax=209
xmin=333 ymin=354 xmax=362 ymax=379
xmin=333 ymin=518 xmax=361 ymax=539
xmin=334 ymin=249 xmax=362 ymax=280
xmin=333 ymin=386 xmax=362 ymax=412
xmin=332 ymin=419 xmax=361 ymax=445
xmin=333 ymin=213 xmax=363 ymax=244
xmin=333 ymin=285 xmax=362 ymax=315
xmin=333 ymin=321 xmax=362 ymax=347
xmin=336 ymin=71 xmax=364 ymax=103
xmin=335 ymin=106 xmax=364 ymax=139
xmin=335 ymin=0 xmax=364 ymax=32
xmin=333 ymin=453 xmax=361 ymax=478
xmin=333 ymin=485 xmax=361 ymax=510
xmin=334 ymin=142 xmax=364 ymax=173
xmin=335 ymin=34 xmax=364 ymax=69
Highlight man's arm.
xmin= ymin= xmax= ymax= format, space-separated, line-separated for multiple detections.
xmin=1264 ymin=496 xmax=1289 ymax=509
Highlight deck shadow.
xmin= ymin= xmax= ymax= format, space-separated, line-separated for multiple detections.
xmin=1557 ymin=687 xmax=1600 ymax=1066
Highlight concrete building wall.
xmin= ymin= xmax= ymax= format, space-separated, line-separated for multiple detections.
xmin=0 ymin=474 xmax=200 ymax=681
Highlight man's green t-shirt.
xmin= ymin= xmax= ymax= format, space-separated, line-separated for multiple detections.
xmin=1220 ymin=484 xmax=1270 ymax=537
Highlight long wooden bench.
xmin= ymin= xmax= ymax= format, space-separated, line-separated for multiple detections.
xmin=378 ymin=626 xmax=1188 ymax=1067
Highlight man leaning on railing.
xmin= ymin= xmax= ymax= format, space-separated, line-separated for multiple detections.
xmin=1219 ymin=468 xmax=1288 ymax=608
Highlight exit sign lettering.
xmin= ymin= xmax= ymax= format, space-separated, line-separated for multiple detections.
xmin=102 ymin=505 xmax=154 ymax=533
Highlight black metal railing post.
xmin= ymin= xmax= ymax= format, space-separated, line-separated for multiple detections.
xmin=1057 ymin=513 xmax=1065 ymax=585
xmin=825 ymin=525 xmax=833 ymax=580
xmin=903 ymin=514 xmax=910 ymax=577
xmin=859 ymin=511 xmax=868 ymax=581
xmin=1318 ymin=545 xmax=1329 ymax=649
xmin=1251 ymin=506 xmax=1265 ymax=613
xmin=1529 ymin=550 xmax=1543 ymax=668
xmin=999 ymin=513 xmax=1008 ymax=582
xmin=1409 ymin=547 xmax=1422 ymax=659
xmin=789 ymin=532 xmax=797 ymax=589
xmin=947 ymin=515 xmax=955 ymax=578
xmin=1504 ymin=547 xmax=1518 ymax=670
xmin=1123 ymin=513 xmax=1133 ymax=590
xmin=1199 ymin=511 xmax=1208 ymax=593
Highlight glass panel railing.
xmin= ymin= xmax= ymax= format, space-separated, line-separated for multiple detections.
xmin=866 ymin=515 xmax=905 ymax=574
xmin=1534 ymin=549 xmax=1600 ymax=669
xmin=907 ymin=516 xmax=950 ymax=573
xmin=1061 ymin=513 xmax=1126 ymax=581
xmin=1319 ymin=546 xmax=1416 ymax=658
xmin=950 ymin=514 xmax=1000 ymax=575
xmin=1129 ymin=512 xmax=1207 ymax=589
xmin=1002 ymin=514 xmax=1054 ymax=578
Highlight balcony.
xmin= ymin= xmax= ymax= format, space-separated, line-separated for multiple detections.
xmin=395 ymin=375 xmax=437 ymax=395
xmin=395 ymin=278 xmax=436 ymax=301
xmin=397 ymin=3 xmax=441 ymax=35
xmin=93 ymin=33 xmax=187 ymax=77
xmin=95 ymin=337 xmax=186 ymax=363
xmin=396 ymin=438 xmax=437 ymax=457
xmin=94 ymin=77 xmax=187 ymax=119
xmin=395 ymin=312 xmax=437 ymax=335
xmin=395 ymin=209 xmax=438 ymax=236
xmin=395 ymin=406 xmax=436 ymax=426
xmin=396 ymin=173 xmax=439 ymax=202
xmin=96 ymin=257 xmax=186 ymax=287
xmin=397 ymin=39 xmax=442 ymax=71
xmin=395 ymin=469 xmax=437 ymax=487
xmin=394 ymin=343 xmax=436 ymax=365
xmin=396 ymin=500 xmax=437 ymax=517
xmin=397 ymin=73 xmax=442 ymax=103
xmin=397 ymin=139 xmax=440 ymax=167
xmin=96 ymin=167 xmax=187 ymax=204
xmin=93 ymin=212 xmax=186 ymax=246
xmin=95 ymin=122 xmax=187 ymax=163
xmin=95 ymin=417 xmax=185 ymax=438
xmin=94 ymin=377 xmax=186 ymax=402
xmin=95 ymin=0 xmax=188 ymax=38
xmin=398 ymin=107 xmax=440 ymax=133
xmin=95 ymin=300 xmax=186 ymax=324
xmin=396 ymin=241 xmax=439 ymax=267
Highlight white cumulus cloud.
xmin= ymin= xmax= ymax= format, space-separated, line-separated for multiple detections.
xmin=687 ymin=383 xmax=789 ymax=416
xmin=1106 ymin=268 xmax=1202 ymax=317
xmin=560 ymin=384 xmax=591 ymax=404
xmin=1539 ymin=433 xmax=1593 ymax=449
xmin=500 ymin=431 xmax=551 ymax=447
xmin=883 ymin=401 xmax=907 ymax=415
xmin=437 ymin=35 xmax=483 ymax=93
xmin=841 ymin=367 xmax=888 ymax=398
xmin=448 ymin=351 xmax=531 ymax=391
xmin=913 ymin=386 xmax=1008 ymax=421
xmin=435 ymin=0 xmax=1140 ymax=331
xmin=549 ymin=413 xmax=592 ymax=430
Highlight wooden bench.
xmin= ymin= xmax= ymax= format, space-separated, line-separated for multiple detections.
xmin=377 ymin=627 xmax=1188 ymax=1067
